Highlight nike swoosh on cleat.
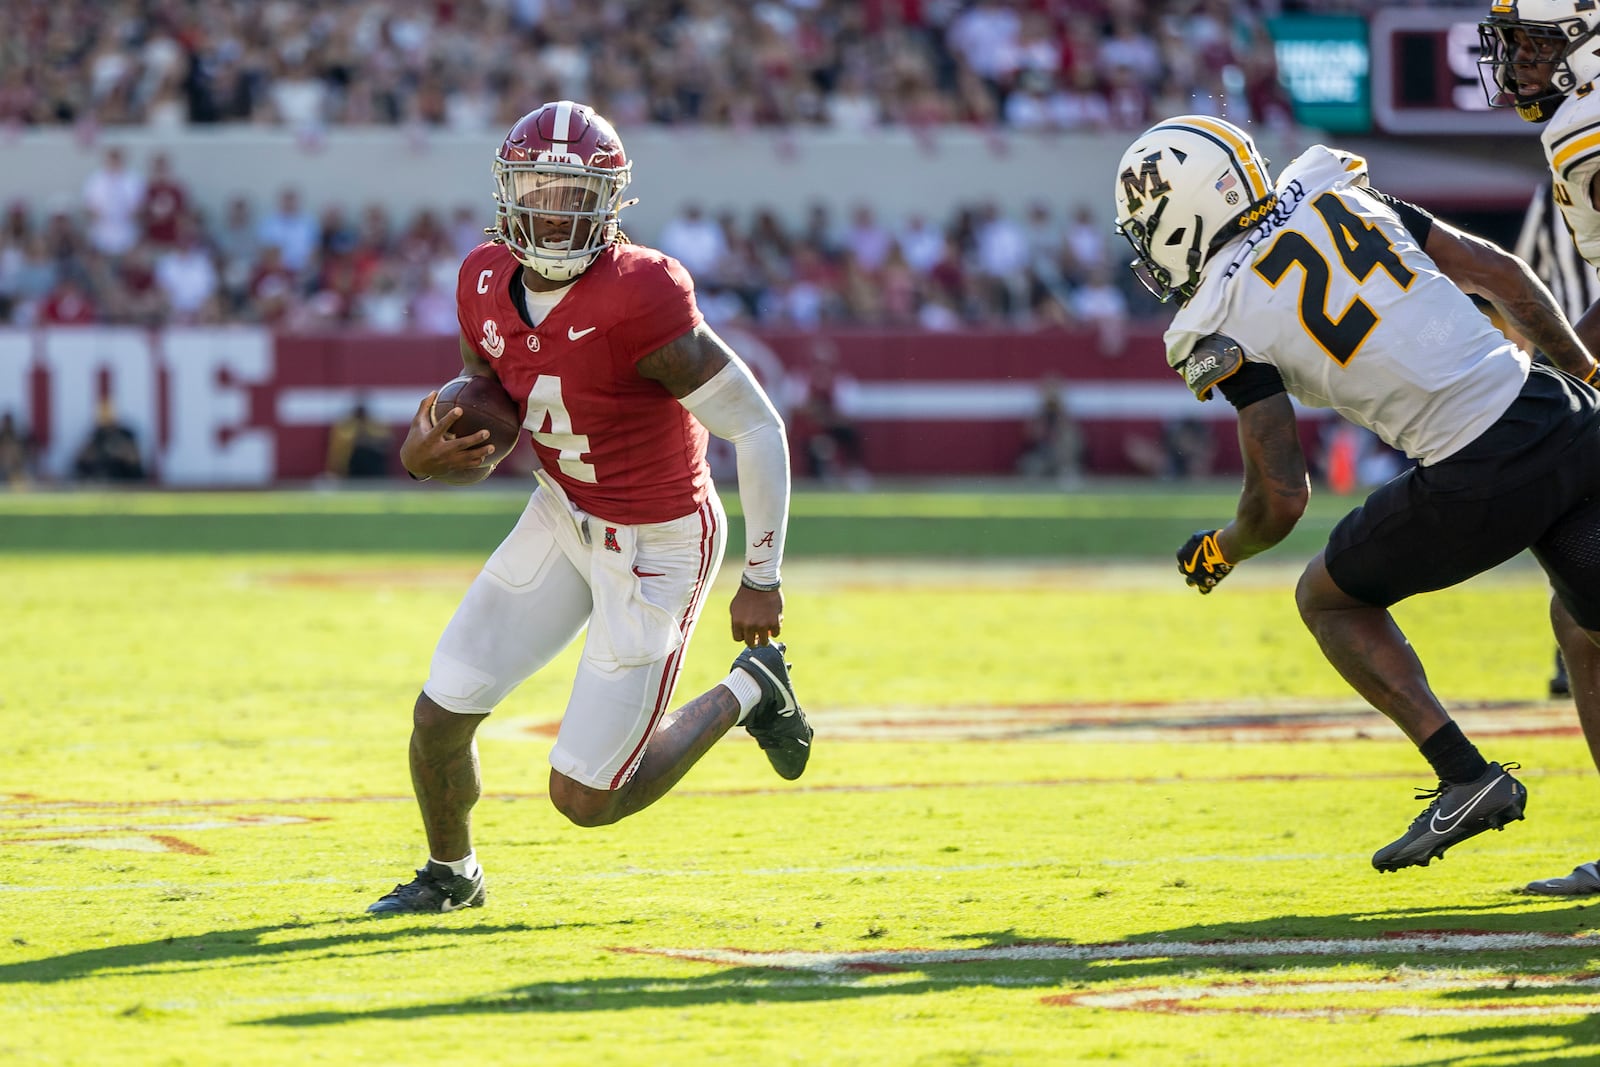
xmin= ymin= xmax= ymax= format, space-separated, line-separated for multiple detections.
xmin=568 ymin=325 xmax=597 ymax=341
xmin=440 ymin=899 xmax=469 ymax=912
xmin=747 ymin=658 xmax=796 ymax=713
xmin=1429 ymin=774 xmax=1507 ymax=836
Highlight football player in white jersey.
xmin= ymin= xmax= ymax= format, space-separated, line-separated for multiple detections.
xmin=1481 ymin=0 xmax=1600 ymax=895
xmin=1114 ymin=115 xmax=1600 ymax=876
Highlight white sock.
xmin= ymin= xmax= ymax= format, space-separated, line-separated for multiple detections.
xmin=724 ymin=669 xmax=763 ymax=724
xmin=431 ymin=851 xmax=481 ymax=880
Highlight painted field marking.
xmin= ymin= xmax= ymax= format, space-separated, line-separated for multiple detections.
xmin=0 ymin=800 xmax=324 ymax=855
xmin=1045 ymin=973 xmax=1600 ymax=1018
xmin=624 ymin=932 xmax=1600 ymax=973
xmin=0 ymin=877 xmax=340 ymax=894
xmin=132 ymin=970 xmax=1600 ymax=1019
xmin=619 ymin=933 xmax=1600 ymax=1019
xmin=6 ymin=754 xmax=1595 ymax=858
xmin=491 ymin=697 xmax=1580 ymax=745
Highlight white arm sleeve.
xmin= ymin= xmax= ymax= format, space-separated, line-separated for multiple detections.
xmin=678 ymin=357 xmax=791 ymax=588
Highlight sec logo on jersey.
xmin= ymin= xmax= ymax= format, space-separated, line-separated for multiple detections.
xmin=480 ymin=319 xmax=505 ymax=359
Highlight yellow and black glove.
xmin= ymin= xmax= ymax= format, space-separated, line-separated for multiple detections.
xmin=1177 ymin=529 xmax=1233 ymax=594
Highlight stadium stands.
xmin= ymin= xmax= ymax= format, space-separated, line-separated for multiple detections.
xmin=0 ymin=0 xmax=1323 ymax=330
xmin=0 ymin=1 xmax=1544 ymax=485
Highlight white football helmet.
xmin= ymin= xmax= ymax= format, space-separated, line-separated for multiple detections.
xmin=1479 ymin=0 xmax=1600 ymax=123
xmin=1112 ymin=115 xmax=1275 ymax=305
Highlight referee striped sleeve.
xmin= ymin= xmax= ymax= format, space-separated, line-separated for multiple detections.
xmin=1515 ymin=177 xmax=1600 ymax=323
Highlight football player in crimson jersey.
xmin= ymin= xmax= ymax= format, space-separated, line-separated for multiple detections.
xmin=1480 ymin=0 xmax=1600 ymax=896
xmin=368 ymin=101 xmax=812 ymax=915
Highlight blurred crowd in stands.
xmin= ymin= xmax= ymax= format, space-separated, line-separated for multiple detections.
xmin=0 ymin=140 xmax=1145 ymax=334
xmin=0 ymin=0 xmax=1344 ymax=135
xmin=0 ymin=0 xmax=1486 ymax=333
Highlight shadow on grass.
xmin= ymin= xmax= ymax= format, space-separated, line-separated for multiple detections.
xmin=6 ymin=902 xmax=1594 ymax=1060
xmin=226 ymin=904 xmax=1600 ymax=1062
xmin=0 ymin=918 xmax=594 ymax=984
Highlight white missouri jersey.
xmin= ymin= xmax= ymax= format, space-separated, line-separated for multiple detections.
xmin=1166 ymin=145 xmax=1529 ymax=465
xmin=1543 ymin=88 xmax=1600 ymax=272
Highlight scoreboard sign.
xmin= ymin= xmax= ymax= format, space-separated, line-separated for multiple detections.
xmin=1370 ymin=8 xmax=1529 ymax=134
xmin=1267 ymin=14 xmax=1371 ymax=133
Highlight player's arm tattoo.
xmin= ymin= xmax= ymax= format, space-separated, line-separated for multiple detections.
xmin=1423 ymin=216 xmax=1599 ymax=381
xmin=637 ymin=323 xmax=734 ymax=398
xmin=1494 ymin=279 xmax=1599 ymax=381
xmin=1227 ymin=393 xmax=1309 ymax=562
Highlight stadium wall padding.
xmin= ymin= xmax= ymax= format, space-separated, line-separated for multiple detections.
xmin=0 ymin=323 xmax=1294 ymax=485
xmin=0 ymin=127 xmax=1542 ymax=246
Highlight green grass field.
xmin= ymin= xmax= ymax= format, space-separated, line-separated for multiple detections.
xmin=4 ymin=487 xmax=1599 ymax=1065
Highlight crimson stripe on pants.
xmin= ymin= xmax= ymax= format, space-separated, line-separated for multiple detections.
xmin=608 ymin=499 xmax=721 ymax=789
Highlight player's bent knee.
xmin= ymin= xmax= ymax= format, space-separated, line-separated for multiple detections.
xmin=1295 ymin=554 xmax=1363 ymax=620
xmin=548 ymin=770 xmax=625 ymax=828
xmin=1293 ymin=563 xmax=1328 ymax=623
xmin=412 ymin=692 xmax=485 ymax=746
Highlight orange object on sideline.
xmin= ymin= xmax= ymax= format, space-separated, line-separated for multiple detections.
xmin=1327 ymin=427 xmax=1360 ymax=495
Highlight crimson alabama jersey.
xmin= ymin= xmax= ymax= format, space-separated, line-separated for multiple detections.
xmin=455 ymin=240 xmax=709 ymax=525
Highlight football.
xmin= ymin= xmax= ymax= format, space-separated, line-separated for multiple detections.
xmin=431 ymin=374 xmax=522 ymax=462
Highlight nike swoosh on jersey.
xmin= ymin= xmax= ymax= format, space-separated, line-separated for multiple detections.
xmin=1429 ymin=773 xmax=1506 ymax=836
xmin=568 ymin=325 xmax=597 ymax=341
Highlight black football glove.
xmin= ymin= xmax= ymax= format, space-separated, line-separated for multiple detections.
xmin=1177 ymin=529 xmax=1233 ymax=594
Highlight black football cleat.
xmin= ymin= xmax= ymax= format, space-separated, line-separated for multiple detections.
xmin=1521 ymin=860 xmax=1600 ymax=896
xmin=1550 ymin=650 xmax=1571 ymax=699
xmin=734 ymin=642 xmax=812 ymax=781
xmin=1372 ymin=762 xmax=1526 ymax=872
xmin=367 ymin=861 xmax=486 ymax=915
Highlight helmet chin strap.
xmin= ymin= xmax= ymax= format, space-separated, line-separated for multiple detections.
xmin=1515 ymin=93 xmax=1563 ymax=123
xmin=1174 ymin=213 xmax=1205 ymax=303
xmin=523 ymin=254 xmax=589 ymax=282
xmin=1184 ymin=213 xmax=1205 ymax=274
xmin=498 ymin=215 xmax=621 ymax=281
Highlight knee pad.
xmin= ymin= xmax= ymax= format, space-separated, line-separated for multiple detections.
xmin=424 ymin=653 xmax=501 ymax=714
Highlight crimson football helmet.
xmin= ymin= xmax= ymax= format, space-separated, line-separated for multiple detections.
xmin=1479 ymin=0 xmax=1600 ymax=123
xmin=492 ymin=100 xmax=636 ymax=282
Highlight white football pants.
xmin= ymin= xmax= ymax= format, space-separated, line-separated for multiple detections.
xmin=424 ymin=474 xmax=727 ymax=790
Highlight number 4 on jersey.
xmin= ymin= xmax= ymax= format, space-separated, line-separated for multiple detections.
xmin=524 ymin=375 xmax=596 ymax=482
